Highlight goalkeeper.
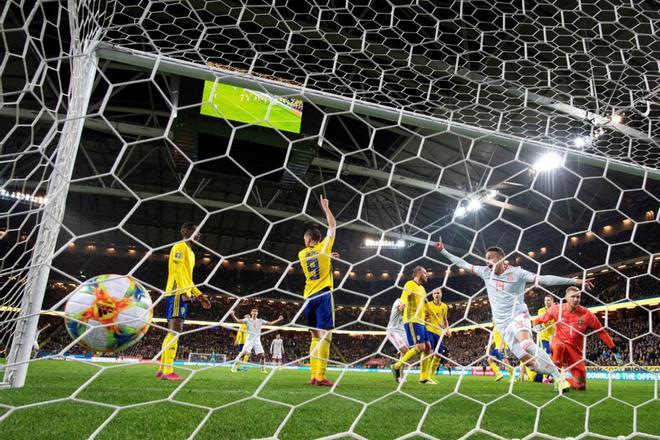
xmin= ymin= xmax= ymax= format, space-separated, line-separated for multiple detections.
xmin=533 ymin=286 xmax=623 ymax=391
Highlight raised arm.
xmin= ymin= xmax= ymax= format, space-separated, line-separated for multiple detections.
xmin=229 ymin=312 xmax=243 ymax=323
xmin=268 ymin=315 xmax=284 ymax=325
xmin=434 ymin=238 xmax=486 ymax=275
xmin=320 ymin=195 xmax=336 ymax=236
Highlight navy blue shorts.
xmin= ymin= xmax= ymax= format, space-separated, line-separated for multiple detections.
xmin=489 ymin=348 xmax=504 ymax=361
xmin=541 ymin=339 xmax=551 ymax=354
xmin=404 ymin=322 xmax=427 ymax=346
xmin=304 ymin=289 xmax=334 ymax=330
xmin=237 ymin=344 xmax=244 ymax=351
xmin=427 ymin=332 xmax=446 ymax=355
xmin=165 ymin=295 xmax=189 ymax=320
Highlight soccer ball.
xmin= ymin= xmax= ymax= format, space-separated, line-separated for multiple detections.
xmin=64 ymin=274 xmax=153 ymax=352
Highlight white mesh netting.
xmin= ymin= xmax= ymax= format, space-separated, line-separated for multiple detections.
xmin=0 ymin=1 xmax=658 ymax=439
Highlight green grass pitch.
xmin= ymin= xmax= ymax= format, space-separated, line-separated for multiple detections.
xmin=0 ymin=360 xmax=658 ymax=439
xmin=200 ymin=82 xmax=302 ymax=133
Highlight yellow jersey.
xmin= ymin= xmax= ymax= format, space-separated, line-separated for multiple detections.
xmin=537 ymin=306 xmax=555 ymax=341
xmin=165 ymin=241 xmax=202 ymax=297
xmin=298 ymin=235 xmax=334 ymax=299
xmin=235 ymin=323 xmax=247 ymax=345
xmin=425 ymin=301 xmax=448 ymax=335
xmin=400 ymin=280 xmax=426 ymax=325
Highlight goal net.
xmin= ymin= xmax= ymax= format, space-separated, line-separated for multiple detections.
xmin=0 ymin=0 xmax=658 ymax=438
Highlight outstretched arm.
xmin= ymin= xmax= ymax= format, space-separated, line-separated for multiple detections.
xmin=522 ymin=269 xmax=594 ymax=291
xmin=434 ymin=238 xmax=487 ymax=276
xmin=229 ymin=312 xmax=243 ymax=323
xmin=268 ymin=315 xmax=284 ymax=325
xmin=533 ymin=306 xmax=557 ymax=326
xmin=588 ymin=312 xmax=615 ymax=349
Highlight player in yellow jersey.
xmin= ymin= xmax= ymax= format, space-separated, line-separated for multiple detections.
xmin=535 ymin=294 xmax=556 ymax=383
xmin=425 ymin=288 xmax=451 ymax=384
xmin=234 ymin=315 xmax=250 ymax=372
xmin=487 ymin=327 xmax=514 ymax=382
xmin=298 ymin=195 xmax=336 ymax=387
xmin=156 ymin=222 xmax=211 ymax=381
xmin=390 ymin=266 xmax=431 ymax=384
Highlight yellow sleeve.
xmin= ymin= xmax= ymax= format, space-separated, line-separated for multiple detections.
xmin=319 ymin=235 xmax=334 ymax=255
xmin=178 ymin=266 xmax=201 ymax=296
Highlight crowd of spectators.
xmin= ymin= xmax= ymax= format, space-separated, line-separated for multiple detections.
xmin=31 ymin=305 xmax=658 ymax=369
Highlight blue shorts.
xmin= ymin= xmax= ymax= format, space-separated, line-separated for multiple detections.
xmin=427 ymin=332 xmax=446 ymax=355
xmin=489 ymin=348 xmax=504 ymax=361
xmin=165 ymin=295 xmax=189 ymax=320
xmin=404 ymin=322 xmax=427 ymax=346
xmin=304 ymin=289 xmax=334 ymax=330
xmin=237 ymin=344 xmax=244 ymax=351
xmin=541 ymin=339 xmax=551 ymax=354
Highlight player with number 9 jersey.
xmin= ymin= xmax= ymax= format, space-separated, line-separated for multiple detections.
xmin=299 ymin=235 xmax=335 ymax=300
xmin=298 ymin=195 xmax=337 ymax=387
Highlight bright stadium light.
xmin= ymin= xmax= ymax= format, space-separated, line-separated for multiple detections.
xmin=574 ymin=136 xmax=589 ymax=148
xmin=467 ymin=198 xmax=482 ymax=211
xmin=454 ymin=206 xmax=467 ymax=217
xmin=0 ymin=188 xmax=47 ymax=205
xmin=533 ymin=152 xmax=563 ymax=172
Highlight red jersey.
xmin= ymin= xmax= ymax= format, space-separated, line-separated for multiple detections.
xmin=534 ymin=304 xmax=614 ymax=353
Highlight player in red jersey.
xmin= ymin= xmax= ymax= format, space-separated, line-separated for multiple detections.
xmin=533 ymin=286 xmax=623 ymax=390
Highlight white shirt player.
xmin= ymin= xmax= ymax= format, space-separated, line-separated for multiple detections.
xmin=386 ymin=298 xmax=408 ymax=352
xmin=242 ymin=317 xmax=267 ymax=355
xmin=244 ymin=317 xmax=266 ymax=337
xmin=387 ymin=298 xmax=404 ymax=331
xmin=270 ymin=338 xmax=284 ymax=359
xmin=440 ymin=249 xmax=576 ymax=329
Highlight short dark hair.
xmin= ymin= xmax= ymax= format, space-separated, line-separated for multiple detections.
xmin=485 ymin=246 xmax=505 ymax=257
xmin=304 ymin=228 xmax=322 ymax=243
xmin=181 ymin=222 xmax=197 ymax=232
xmin=544 ymin=295 xmax=555 ymax=302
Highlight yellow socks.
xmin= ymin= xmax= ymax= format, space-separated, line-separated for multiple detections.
xmin=395 ymin=347 xmax=420 ymax=370
xmin=489 ymin=360 xmax=501 ymax=376
xmin=316 ymin=338 xmax=331 ymax=380
xmin=310 ymin=337 xmax=319 ymax=380
xmin=525 ymin=366 xmax=537 ymax=382
xmin=506 ymin=365 xmax=515 ymax=378
xmin=430 ymin=357 xmax=441 ymax=380
xmin=419 ymin=354 xmax=430 ymax=381
xmin=161 ymin=332 xmax=178 ymax=375
xmin=242 ymin=354 xmax=250 ymax=364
